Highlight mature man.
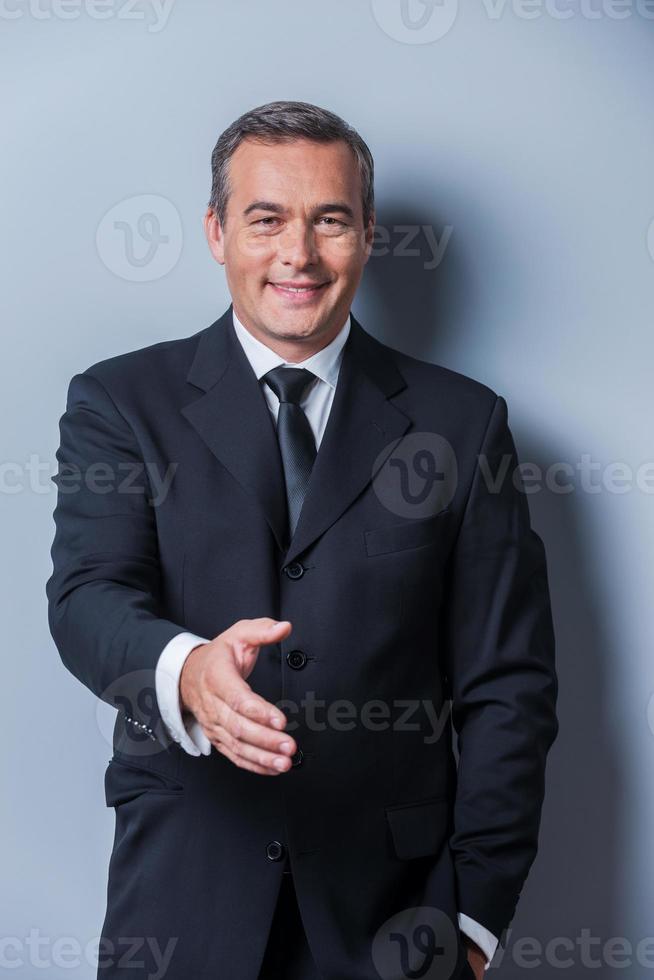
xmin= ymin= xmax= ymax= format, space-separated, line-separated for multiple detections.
xmin=47 ymin=101 xmax=559 ymax=980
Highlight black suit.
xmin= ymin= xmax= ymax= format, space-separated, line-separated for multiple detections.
xmin=46 ymin=305 xmax=558 ymax=979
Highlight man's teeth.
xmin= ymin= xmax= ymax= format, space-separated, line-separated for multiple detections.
xmin=276 ymin=284 xmax=322 ymax=292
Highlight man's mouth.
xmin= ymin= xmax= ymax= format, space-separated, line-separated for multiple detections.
xmin=268 ymin=281 xmax=329 ymax=299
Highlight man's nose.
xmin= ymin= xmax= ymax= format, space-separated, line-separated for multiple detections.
xmin=278 ymin=222 xmax=319 ymax=266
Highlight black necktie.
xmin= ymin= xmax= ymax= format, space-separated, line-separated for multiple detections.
xmin=262 ymin=366 xmax=318 ymax=541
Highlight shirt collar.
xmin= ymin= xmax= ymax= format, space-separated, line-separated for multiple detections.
xmin=231 ymin=307 xmax=351 ymax=390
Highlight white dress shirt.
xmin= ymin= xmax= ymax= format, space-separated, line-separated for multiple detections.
xmin=154 ymin=306 xmax=498 ymax=968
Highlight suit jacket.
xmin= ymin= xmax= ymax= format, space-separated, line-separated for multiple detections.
xmin=46 ymin=304 xmax=559 ymax=980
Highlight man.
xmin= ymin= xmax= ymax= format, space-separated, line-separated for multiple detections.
xmin=46 ymin=101 xmax=559 ymax=980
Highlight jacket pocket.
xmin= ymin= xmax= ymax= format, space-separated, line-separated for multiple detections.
xmin=104 ymin=754 xmax=185 ymax=807
xmin=385 ymin=795 xmax=450 ymax=860
xmin=364 ymin=510 xmax=452 ymax=557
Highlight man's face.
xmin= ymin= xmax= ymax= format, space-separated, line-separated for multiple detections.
xmin=204 ymin=137 xmax=374 ymax=354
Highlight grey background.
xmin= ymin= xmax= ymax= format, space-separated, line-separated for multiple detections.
xmin=2 ymin=1 xmax=653 ymax=976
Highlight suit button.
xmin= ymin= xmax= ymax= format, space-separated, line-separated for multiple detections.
xmin=284 ymin=561 xmax=305 ymax=579
xmin=291 ymin=748 xmax=304 ymax=767
xmin=286 ymin=649 xmax=307 ymax=670
xmin=266 ymin=840 xmax=286 ymax=862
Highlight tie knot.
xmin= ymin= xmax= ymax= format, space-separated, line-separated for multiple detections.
xmin=263 ymin=366 xmax=316 ymax=405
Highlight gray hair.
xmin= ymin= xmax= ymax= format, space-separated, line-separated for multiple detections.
xmin=208 ymin=100 xmax=374 ymax=229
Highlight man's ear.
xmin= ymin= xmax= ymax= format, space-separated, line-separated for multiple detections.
xmin=204 ymin=207 xmax=225 ymax=265
xmin=363 ymin=211 xmax=376 ymax=263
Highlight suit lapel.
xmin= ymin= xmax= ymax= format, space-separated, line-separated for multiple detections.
xmin=181 ymin=306 xmax=412 ymax=564
xmin=181 ymin=306 xmax=288 ymax=551
xmin=283 ymin=315 xmax=411 ymax=565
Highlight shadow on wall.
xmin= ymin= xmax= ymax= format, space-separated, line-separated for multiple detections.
xmin=359 ymin=203 xmax=621 ymax=979
xmin=356 ymin=203 xmax=469 ymax=356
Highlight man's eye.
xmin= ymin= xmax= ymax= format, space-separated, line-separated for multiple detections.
xmin=318 ymin=216 xmax=344 ymax=226
xmin=255 ymin=217 xmax=278 ymax=226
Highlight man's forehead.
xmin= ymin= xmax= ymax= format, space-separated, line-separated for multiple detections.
xmin=229 ymin=137 xmax=358 ymax=190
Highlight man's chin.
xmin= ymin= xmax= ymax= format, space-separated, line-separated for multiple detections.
xmin=259 ymin=301 xmax=335 ymax=336
xmin=263 ymin=319 xmax=327 ymax=342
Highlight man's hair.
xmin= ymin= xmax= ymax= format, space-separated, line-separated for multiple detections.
xmin=208 ymin=100 xmax=375 ymax=229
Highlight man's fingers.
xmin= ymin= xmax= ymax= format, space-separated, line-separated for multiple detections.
xmin=214 ymin=738 xmax=282 ymax=776
xmin=212 ymin=724 xmax=293 ymax=773
xmin=216 ymin=684 xmax=295 ymax=753
xmin=216 ymin=702 xmax=296 ymax=757
xmin=218 ymin=666 xmax=289 ymax=732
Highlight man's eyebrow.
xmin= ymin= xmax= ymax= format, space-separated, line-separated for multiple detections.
xmin=315 ymin=201 xmax=355 ymax=220
xmin=242 ymin=200 xmax=356 ymax=219
xmin=243 ymin=201 xmax=285 ymax=217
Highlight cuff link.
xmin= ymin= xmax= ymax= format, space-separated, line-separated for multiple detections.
xmin=124 ymin=713 xmax=157 ymax=742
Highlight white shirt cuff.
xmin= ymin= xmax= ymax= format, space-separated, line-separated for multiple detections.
xmin=155 ymin=631 xmax=212 ymax=756
xmin=458 ymin=913 xmax=499 ymax=969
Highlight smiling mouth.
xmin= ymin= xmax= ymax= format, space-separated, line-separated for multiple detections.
xmin=268 ymin=282 xmax=329 ymax=296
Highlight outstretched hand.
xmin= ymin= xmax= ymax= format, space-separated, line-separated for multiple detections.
xmin=179 ymin=617 xmax=296 ymax=774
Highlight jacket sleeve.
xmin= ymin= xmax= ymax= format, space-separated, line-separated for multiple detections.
xmin=46 ymin=370 xmax=189 ymax=751
xmin=440 ymin=393 xmax=559 ymax=945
